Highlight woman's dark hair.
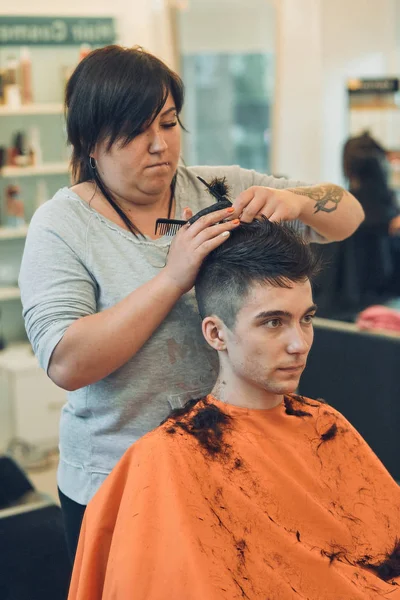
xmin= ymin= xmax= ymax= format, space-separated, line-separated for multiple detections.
xmin=195 ymin=217 xmax=321 ymax=329
xmin=343 ymin=131 xmax=388 ymax=186
xmin=65 ymin=45 xmax=184 ymax=236
xmin=342 ymin=131 xmax=397 ymax=229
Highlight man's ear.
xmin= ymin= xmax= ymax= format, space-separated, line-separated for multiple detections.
xmin=202 ymin=316 xmax=226 ymax=351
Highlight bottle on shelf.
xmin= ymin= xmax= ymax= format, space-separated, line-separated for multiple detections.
xmin=20 ymin=47 xmax=33 ymax=105
xmin=6 ymin=131 xmax=32 ymax=167
xmin=28 ymin=126 xmax=43 ymax=166
xmin=4 ymin=184 xmax=25 ymax=228
xmin=7 ymin=131 xmax=27 ymax=167
xmin=5 ymin=128 xmax=44 ymax=168
xmin=3 ymin=55 xmax=21 ymax=109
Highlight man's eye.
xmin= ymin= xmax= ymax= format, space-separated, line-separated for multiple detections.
xmin=265 ymin=319 xmax=282 ymax=328
xmin=302 ymin=314 xmax=315 ymax=324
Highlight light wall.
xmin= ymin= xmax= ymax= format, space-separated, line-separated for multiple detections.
xmin=0 ymin=1 xmax=176 ymax=66
xmin=2 ymin=0 xmax=399 ymax=184
xmin=177 ymin=0 xmax=400 ymax=184
xmin=274 ymin=0 xmax=400 ymax=183
xmin=321 ymin=0 xmax=399 ymax=184
xmin=178 ymin=0 xmax=275 ymax=54
xmin=272 ymin=0 xmax=324 ymax=182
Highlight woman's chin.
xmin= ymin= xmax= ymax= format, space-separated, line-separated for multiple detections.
xmin=141 ymin=176 xmax=174 ymax=196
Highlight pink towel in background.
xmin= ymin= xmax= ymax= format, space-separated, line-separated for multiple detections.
xmin=356 ymin=305 xmax=400 ymax=333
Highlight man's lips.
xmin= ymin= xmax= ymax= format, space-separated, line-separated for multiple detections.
xmin=277 ymin=365 xmax=305 ymax=371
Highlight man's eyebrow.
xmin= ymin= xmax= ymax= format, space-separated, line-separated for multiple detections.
xmin=254 ymin=304 xmax=318 ymax=321
xmin=304 ymin=304 xmax=318 ymax=315
xmin=161 ymin=106 xmax=177 ymax=116
xmin=255 ymin=310 xmax=291 ymax=320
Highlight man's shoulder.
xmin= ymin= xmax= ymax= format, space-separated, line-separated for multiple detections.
xmin=147 ymin=397 xmax=231 ymax=459
xmin=288 ymin=393 xmax=325 ymax=413
xmin=288 ymin=394 xmax=349 ymax=422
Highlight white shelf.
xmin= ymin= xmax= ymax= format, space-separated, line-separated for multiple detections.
xmin=0 ymin=226 xmax=29 ymax=240
xmin=0 ymin=342 xmax=36 ymax=370
xmin=0 ymin=103 xmax=63 ymax=116
xmin=0 ymin=287 xmax=21 ymax=301
xmin=1 ymin=162 xmax=69 ymax=178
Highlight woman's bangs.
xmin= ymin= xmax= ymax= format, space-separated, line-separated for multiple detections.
xmin=111 ymin=78 xmax=171 ymax=149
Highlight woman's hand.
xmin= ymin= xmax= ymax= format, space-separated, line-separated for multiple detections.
xmin=162 ymin=205 xmax=240 ymax=294
xmin=231 ymin=183 xmax=365 ymax=241
xmin=232 ymin=186 xmax=307 ymax=223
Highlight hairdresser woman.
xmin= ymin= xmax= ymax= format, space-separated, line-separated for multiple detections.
xmin=18 ymin=45 xmax=364 ymax=561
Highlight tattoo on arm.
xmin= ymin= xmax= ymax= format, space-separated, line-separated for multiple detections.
xmin=288 ymin=185 xmax=345 ymax=214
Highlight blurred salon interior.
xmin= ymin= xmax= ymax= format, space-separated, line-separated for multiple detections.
xmin=0 ymin=1 xmax=399 ymax=598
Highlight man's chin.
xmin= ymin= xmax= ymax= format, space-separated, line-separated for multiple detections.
xmin=266 ymin=380 xmax=300 ymax=395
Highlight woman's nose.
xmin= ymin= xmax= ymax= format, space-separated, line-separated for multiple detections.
xmin=149 ymin=130 xmax=168 ymax=153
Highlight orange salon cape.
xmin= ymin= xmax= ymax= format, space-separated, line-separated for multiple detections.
xmin=68 ymin=395 xmax=400 ymax=600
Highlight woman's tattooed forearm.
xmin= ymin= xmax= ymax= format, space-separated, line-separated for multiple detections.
xmin=288 ymin=185 xmax=345 ymax=214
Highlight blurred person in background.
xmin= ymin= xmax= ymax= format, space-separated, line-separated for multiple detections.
xmin=342 ymin=132 xmax=400 ymax=301
xmin=313 ymin=132 xmax=400 ymax=319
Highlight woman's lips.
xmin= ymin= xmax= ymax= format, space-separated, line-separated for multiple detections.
xmin=147 ymin=162 xmax=170 ymax=169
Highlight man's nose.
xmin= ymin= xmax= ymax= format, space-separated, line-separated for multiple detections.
xmin=286 ymin=326 xmax=310 ymax=355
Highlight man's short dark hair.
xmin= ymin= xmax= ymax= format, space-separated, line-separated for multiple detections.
xmin=195 ymin=217 xmax=321 ymax=329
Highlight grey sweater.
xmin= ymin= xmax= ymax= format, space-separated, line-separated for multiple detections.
xmin=19 ymin=165 xmax=324 ymax=504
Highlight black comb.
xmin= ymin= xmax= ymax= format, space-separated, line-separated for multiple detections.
xmin=155 ymin=176 xmax=232 ymax=236
xmin=154 ymin=218 xmax=186 ymax=236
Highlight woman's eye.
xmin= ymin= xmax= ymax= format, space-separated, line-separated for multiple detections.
xmin=162 ymin=122 xmax=178 ymax=128
xmin=266 ymin=319 xmax=282 ymax=329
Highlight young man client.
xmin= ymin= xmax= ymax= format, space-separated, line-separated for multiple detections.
xmin=68 ymin=218 xmax=400 ymax=600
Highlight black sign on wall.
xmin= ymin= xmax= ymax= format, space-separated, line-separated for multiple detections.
xmin=0 ymin=16 xmax=117 ymax=46
xmin=347 ymin=78 xmax=399 ymax=95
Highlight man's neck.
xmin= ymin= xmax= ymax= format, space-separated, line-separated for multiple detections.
xmin=211 ymin=374 xmax=283 ymax=410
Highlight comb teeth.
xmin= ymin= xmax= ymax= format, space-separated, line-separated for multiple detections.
xmin=155 ymin=218 xmax=186 ymax=236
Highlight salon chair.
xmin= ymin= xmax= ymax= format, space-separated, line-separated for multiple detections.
xmin=0 ymin=456 xmax=70 ymax=600
xmin=298 ymin=318 xmax=400 ymax=482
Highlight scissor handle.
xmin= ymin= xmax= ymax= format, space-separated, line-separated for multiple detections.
xmin=187 ymin=200 xmax=233 ymax=225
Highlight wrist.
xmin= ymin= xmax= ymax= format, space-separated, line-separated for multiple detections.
xmin=291 ymin=190 xmax=312 ymax=220
xmin=284 ymin=188 xmax=310 ymax=220
xmin=156 ymin=268 xmax=188 ymax=298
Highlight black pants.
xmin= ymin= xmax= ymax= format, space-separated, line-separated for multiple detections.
xmin=58 ymin=488 xmax=87 ymax=565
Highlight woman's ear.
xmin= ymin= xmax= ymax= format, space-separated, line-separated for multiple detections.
xmin=202 ymin=316 xmax=226 ymax=351
xmin=91 ymin=141 xmax=102 ymax=161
